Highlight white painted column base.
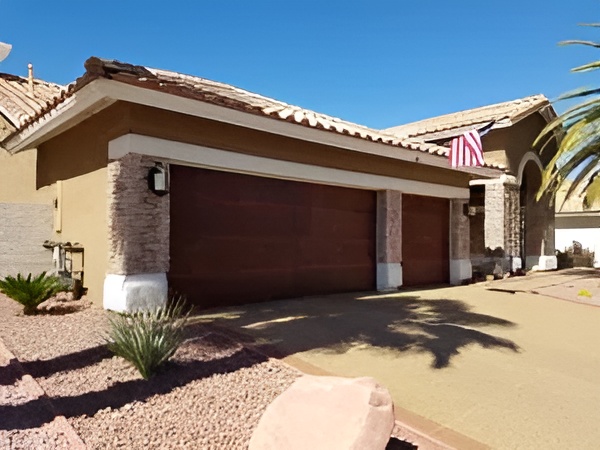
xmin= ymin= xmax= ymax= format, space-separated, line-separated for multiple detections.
xmin=450 ymin=259 xmax=472 ymax=285
xmin=511 ymin=257 xmax=522 ymax=272
xmin=376 ymin=263 xmax=402 ymax=291
xmin=538 ymin=256 xmax=558 ymax=271
xmin=103 ymin=273 xmax=168 ymax=312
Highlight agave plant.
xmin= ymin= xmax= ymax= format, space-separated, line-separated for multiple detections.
xmin=105 ymin=298 xmax=189 ymax=380
xmin=0 ymin=272 xmax=69 ymax=315
xmin=536 ymin=23 xmax=600 ymax=206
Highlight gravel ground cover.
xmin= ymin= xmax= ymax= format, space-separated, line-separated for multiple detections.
xmin=0 ymin=293 xmax=300 ymax=449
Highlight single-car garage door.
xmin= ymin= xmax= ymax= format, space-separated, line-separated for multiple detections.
xmin=169 ymin=166 xmax=376 ymax=308
xmin=402 ymin=194 xmax=449 ymax=286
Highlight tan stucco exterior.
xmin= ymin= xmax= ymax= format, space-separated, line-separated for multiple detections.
xmin=122 ymin=102 xmax=473 ymax=189
xmin=482 ymin=113 xmax=557 ymax=173
xmin=36 ymin=106 xmax=119 ymax=303
xmin=25 ymin=99 xmax=475 ymax=305
xmin=0 ymin=148 xmax=54 ymax=204
xmin=55 ymin=169 xmax=108 ymax=304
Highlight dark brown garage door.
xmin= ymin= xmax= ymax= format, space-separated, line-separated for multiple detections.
xmin=169 ymin=166 xmax=376 ymax=308
xmin=402 ymin=194 xmax=449 ymax=286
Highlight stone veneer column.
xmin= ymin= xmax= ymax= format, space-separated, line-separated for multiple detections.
xmin=449 ymin=199 xmax=471 ymax=284
xmin=503 ymin=182 xmax=521 ymax=258
xmin=376 ymin=190 xmax=402 ymax=290
xmin=103 ymin=153 xmax=170 ymax=312
xmin=484 ymin=175 xmax=522 ymax=271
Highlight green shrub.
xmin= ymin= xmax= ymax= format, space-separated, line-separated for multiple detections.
xmin=0 ymin=272 xmax=70 ymax=315
xmin=106 ymin=298 xmax=189 ymax=379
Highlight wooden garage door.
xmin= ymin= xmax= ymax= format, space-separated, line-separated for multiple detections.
xmin=169 ymin=166 xmax=376 ymax=308
xmin=402 ymin=194 xmax=449 ymax=286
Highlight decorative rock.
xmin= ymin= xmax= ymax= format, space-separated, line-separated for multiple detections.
xmin=249 ymin=375 xmax=395 ymax=450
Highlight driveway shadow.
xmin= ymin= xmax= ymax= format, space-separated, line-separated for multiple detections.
xmin=195 ymin=293 xmax=519 ymax=369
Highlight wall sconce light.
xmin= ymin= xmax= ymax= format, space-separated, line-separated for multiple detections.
xmin=148 ymin=162 xmax=169 ymax=196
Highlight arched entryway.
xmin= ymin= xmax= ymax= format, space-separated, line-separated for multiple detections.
xmin=519 ymin=157 xmax=555 ymax=268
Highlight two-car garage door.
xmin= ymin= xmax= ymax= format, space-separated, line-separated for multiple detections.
xmin=169 ymin=166 xmax=376 ymax=308
xmin=168 ymin=166 xmax=450 ymax=308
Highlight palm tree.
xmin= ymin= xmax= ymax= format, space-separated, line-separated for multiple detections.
xmin=536 ymin=24 xmax=600 ymax=206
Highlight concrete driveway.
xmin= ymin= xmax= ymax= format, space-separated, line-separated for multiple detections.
xmin=195 ymin=269 xmax=600 ymax=449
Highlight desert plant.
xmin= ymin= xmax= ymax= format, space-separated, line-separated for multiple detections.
xmin=535 ymin=23 xmax=600 ymax=204
xmin=105 ymin=298 xmax=189 ymax=379
xmin=0 ymin=272 xmax=70 ymax=315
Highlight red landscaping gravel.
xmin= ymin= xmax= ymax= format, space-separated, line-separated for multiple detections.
xmin=0 ymin=293 xmax=300 ymax=449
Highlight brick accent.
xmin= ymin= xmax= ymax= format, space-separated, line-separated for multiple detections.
xmin=107 ymin=153 xmax=169 ymax=275
xmin=0 ymin=203 xmax=53 ymax=277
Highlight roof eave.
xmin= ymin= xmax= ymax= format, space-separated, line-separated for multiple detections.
xmin=2 ymin=79 xmax=116 ymax=153
xmin=1 ymin=77 xmax=502 ymax=178
xmin=387 ymin=97 xmax=556 ymax=140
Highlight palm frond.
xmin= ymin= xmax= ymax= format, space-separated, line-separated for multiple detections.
xmin=572 ymin=61 xmax=600 ymax=73
xmin=560 ymin=39 xmax=600 ymax=49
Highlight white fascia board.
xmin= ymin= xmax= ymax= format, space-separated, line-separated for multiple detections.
xmin=469 ymin=174 xmax=518 ymax=186
xmin=109 ymin=133 xmax=469 ymax=199
xmin=5 ymin=80 xmax=117 ymax=153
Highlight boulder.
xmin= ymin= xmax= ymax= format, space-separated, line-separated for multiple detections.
xmin=249 ymin=375 xmax=395 ymax=450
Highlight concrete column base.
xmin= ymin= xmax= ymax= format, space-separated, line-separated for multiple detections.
xmin=538 ymin=256 xmax=558 ymax=271
xmin=376 ymin=263 xmax=402 ymax=291
xmin=450 ymin=259 xmax=472 ymax=285
xmin=103 ymin=273 xmax=168 ymax=312
xmin=511 ymin=257 xmax=522 ymax=271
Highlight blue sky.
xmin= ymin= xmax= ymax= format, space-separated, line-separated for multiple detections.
xmin=1 ymin=1 xmax=599 ymax=128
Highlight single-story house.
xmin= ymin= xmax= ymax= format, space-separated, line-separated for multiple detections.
xmin=0 ymin=57 xmax=558 ymax=311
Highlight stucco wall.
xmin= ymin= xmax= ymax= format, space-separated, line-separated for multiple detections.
xmin=123 ymin=103 xmax=473 ymax=189
xmin=56 ymin=169 xmax=108 ymax=305
xmin=0 ymin=149 xmax=54 ymax=204
xmin=482 ymin=113 xmax=556 ymax=175
xmin=37 ymin=107 xmax=119 ymax=304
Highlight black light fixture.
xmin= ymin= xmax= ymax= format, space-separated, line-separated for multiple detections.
xmin=148 ymin=162 xmax=169 ymax=196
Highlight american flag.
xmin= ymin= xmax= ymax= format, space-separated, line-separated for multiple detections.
xmin=449 ymin=129 xmax=485 ymax=168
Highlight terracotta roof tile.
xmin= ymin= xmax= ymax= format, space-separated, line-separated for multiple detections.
xmin=3 ymin=57 xmax=509 ymax=171
xmin=384 ymin=95 xmax=552 ymax=139
xmin=0 ymin=73 xmax=65 ymax=129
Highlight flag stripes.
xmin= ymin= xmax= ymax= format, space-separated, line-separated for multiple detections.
xmin=449 ymin=129 xmax=484 ymax=167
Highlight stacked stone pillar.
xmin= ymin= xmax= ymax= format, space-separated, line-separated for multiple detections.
xmin=103 ymin=153 xmax=170 ymax=311
xmin=376 ymin=191 xmax=470 ymax=289
xmin=482 ymin=175 xmax=522 ymax=271
xmin=376 ymin=190 xmax=402 ymax=290
xmin=449 ymin=198 xmax=472 ymax=284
